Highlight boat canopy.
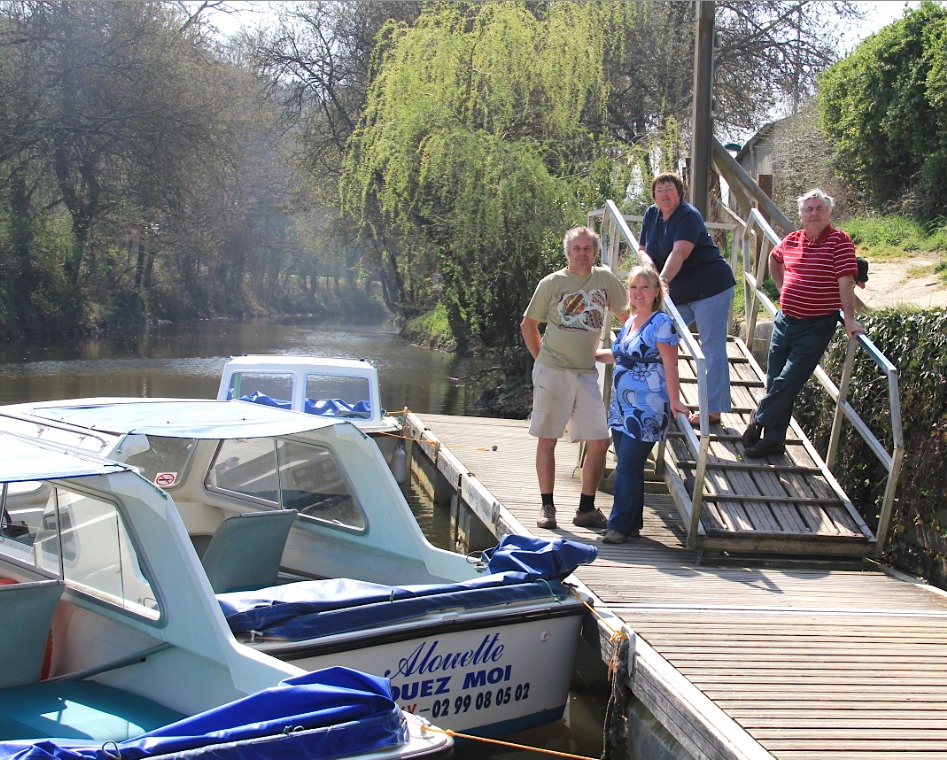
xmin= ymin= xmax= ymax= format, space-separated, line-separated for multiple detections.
xmin=9 ymin=399 xmax=340 ymax=440
xmin=218 ymin=536 xmax=597 ymax=640
xmin=0 ymin=432 xmax=127 ymax=483
xmin=0 ymin=667 xmax=407 ymax=760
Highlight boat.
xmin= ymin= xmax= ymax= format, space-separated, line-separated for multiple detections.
xmin=0 ymin=429 xmax=452 ymax=759
xmin=217 ymin=355 xmax=406 ymax=480
xmin=0 ymin=398 xmax=596 ymax=738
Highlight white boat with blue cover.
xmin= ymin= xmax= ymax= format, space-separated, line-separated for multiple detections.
xmin=0 ymin=398 xmax=596 ymax=738
xmin=217 ymin=355 xmax=405 ymax=478
xmin=0 ymin=430 xmax=451 ymax=759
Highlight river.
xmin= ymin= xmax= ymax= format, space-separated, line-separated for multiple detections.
xmin=0 ymin=316 xmax=615 ymax=760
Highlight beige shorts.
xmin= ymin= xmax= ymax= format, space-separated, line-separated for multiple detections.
xmin=528 ymin=363 xmax=609 ymax=441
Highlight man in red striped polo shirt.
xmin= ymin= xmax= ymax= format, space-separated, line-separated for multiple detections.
xmin=742 ymin=189 xmax=864 ymax=458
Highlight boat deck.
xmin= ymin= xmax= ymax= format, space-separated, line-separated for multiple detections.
xmin=405 ymin=412 xmax=947 ymax=759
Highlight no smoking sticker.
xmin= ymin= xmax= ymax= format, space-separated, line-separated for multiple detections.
xmin=155 ymin=472 xmax=177 ymax=487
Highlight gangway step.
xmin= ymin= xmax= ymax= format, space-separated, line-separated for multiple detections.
xmin=665 ymin=335 xmax=875 ymax=559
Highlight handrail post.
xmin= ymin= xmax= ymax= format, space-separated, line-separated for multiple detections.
xmin=826 ymin=337 xmax=857 ymax=470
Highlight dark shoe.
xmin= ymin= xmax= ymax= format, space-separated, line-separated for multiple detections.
xmin=601 ymin=530 xmax=626 ymax=544
xmin=744 ymin=439 xmax=785 ymax=458
xmin=688 ymin=412 xmax=720 ymax=427
xmin=536 ymin=505 xmax=557 ymax=529
xmin=573 ymin=508 xmax=608 ymax=529
xmin=742 ymin=419 xmax=762 ymax=447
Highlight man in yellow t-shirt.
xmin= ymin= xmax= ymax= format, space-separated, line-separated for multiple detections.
xmin=521 ymin=226 xmax=627 ymax=530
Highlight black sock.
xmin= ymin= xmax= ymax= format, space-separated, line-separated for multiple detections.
xmin=541 ymin=493 xmax=554 ymax=507
xmin=578 ymin=493 xmax=595 ymax=512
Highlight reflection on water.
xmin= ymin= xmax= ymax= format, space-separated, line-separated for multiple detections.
xmin=0 ymin=317 xmax=481 ymax=414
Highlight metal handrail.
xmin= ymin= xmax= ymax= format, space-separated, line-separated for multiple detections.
xmin=736 ymin=208 xmax=904 ymax=556
xmin=588 ymin=200 xmax=712 ymax=549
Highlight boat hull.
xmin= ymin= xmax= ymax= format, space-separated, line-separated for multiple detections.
xmin=244 ymin=601 xmax=585 ymax=736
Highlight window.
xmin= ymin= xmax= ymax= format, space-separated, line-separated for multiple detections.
xmin=205 ymin=438 xmax=365 ymax=531
xmin=227 ymin=372 xmax=295 ymax=410
xmin=305 ymin=374 xmax=373 ymax=419
xmin=121 ymin=436 xmax=194 ymax=489
xmin=29 ymin=487 xmax=159 ymax=619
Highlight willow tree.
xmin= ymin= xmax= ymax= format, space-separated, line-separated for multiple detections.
xmin=342 ymin=2 xmax=616 ymax=355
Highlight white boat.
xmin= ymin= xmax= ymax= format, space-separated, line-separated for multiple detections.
xmin=217 ymin=355 xmax=406 ymax=480
xmin=0 ymin=398 xmax=595 ymax=738
xmin=0 ymin=429 xmax=452 ymax=759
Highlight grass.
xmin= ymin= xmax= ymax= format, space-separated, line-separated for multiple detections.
xmin=838 ymin=215 xmax=947 ymax=261
xmin=401 ymin=302 xmax=455 ymax=349
xmin=838 ymin=214 xmax=947 ymax=284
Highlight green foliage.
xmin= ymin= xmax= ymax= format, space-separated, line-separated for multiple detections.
xmin=795 ymin=309 xmax=947 ymax=588
xmin=818 ymin=2 xmax=947 ymax=218
xmin=343 ymin=2 xmax=619 ymax=353
xmin=401 ymin=303 xmax=454 ymax=351
xmin=837 ymin=215 xmax=947 ymax=253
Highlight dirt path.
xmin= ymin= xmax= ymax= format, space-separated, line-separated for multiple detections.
xmin=857 ymin=253 xmax=947 ymax=311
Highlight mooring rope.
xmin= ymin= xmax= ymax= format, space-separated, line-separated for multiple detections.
xmin=419 ymin=723 xmax=600 ymax=759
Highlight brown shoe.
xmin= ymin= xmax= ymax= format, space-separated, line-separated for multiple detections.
xmin=688 ymin=412 xmax=721 ymax=427
xmin=536 ymin=505 xmax=557 ymax=529
xmin=572 ymin=508 xmax=608 ymax=529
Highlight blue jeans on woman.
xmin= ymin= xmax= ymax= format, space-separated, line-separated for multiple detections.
xmin=608 ymin=430 xmax=656 ymax=537
xmin=675 ymin=286 xmax=734 ymax=414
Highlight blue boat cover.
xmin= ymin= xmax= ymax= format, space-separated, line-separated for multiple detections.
xmin=217 ymin=535 xmax=597 ymax=640
xmin=240 ymin=392 xmax=374 ymax=419
xmin=0 ymin=667 xmax=407 ymax=760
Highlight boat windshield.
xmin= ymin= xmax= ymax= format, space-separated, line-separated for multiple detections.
xmin=305 ymin=374 xmax=373 ymax=419
xmin=120 ymin=436 xmax=195 ymax=489
xmin=205 ymin=438 xmax=366 ymax=531
xmin=0 ymin=482 xmax=160 ymax=620
xmin=225 ymin=371 xmax=294 ymax=407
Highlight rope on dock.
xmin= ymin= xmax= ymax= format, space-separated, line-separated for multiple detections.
xmin=379 ymin=424 xmax=499 ymax=451
xmin=570 ymin=589 xmax=632 ymax=760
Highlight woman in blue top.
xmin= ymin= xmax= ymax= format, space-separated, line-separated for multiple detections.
xmin=595 ymin=267 xmax=688 ymax=543
xmin=638 ymin=172 xmax=735 ymax=428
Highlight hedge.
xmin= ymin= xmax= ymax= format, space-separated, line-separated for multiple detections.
xmin=795 ymin=308 xmax=947 ymax=589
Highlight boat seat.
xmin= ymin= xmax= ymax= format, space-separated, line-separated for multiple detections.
xmin=200 ymin=509 xmax=298 ymax=593
xmin=0 ymin=679 xmax=186 ymax=742
xmin=0 ymin=579 xmax=63 ymax=690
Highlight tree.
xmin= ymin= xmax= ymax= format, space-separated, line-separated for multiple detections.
xmin=818 ymin=1 xmax=947 ymax=218
xmin=0 ymin=1 xmax=299 ymax=335
xmin=342 ymin=2 xmax=617 ymax=354
xmin=250 ymin=2 xmax=424 ymax=312
xmin=602 ymin=0 xmax=865 ymax=180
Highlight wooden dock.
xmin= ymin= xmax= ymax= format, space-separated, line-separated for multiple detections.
xmin=403 ymin=412 xmax=947 ymax=759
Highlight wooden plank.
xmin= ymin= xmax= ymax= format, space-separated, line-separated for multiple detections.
xmin=407 ymin=411 xmax=947 ymax=759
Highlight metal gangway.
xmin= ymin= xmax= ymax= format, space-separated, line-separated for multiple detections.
xmin=588 ymin=163 xmax=903 ymax=560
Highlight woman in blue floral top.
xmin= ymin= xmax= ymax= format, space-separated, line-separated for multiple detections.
xmin=595 ymin=267 xmax=688 ymax=543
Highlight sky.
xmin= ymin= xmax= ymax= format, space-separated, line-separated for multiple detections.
xmin=207 ymin=1 xmax=929 ymax=44
xmin=846 ymin=1 xmax=921 ymax=48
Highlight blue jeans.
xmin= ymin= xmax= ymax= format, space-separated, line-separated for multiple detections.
xmin=754 ymin=311 xmax=839 ymax=444
xmin=675 ymin=286 xmax=734 ymax=413
xmin=608 ymin=430 xmax=655 ymax=536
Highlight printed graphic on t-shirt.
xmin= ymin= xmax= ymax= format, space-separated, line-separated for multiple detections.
xmin=557 ymin=289 xmax=607 ymax=331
